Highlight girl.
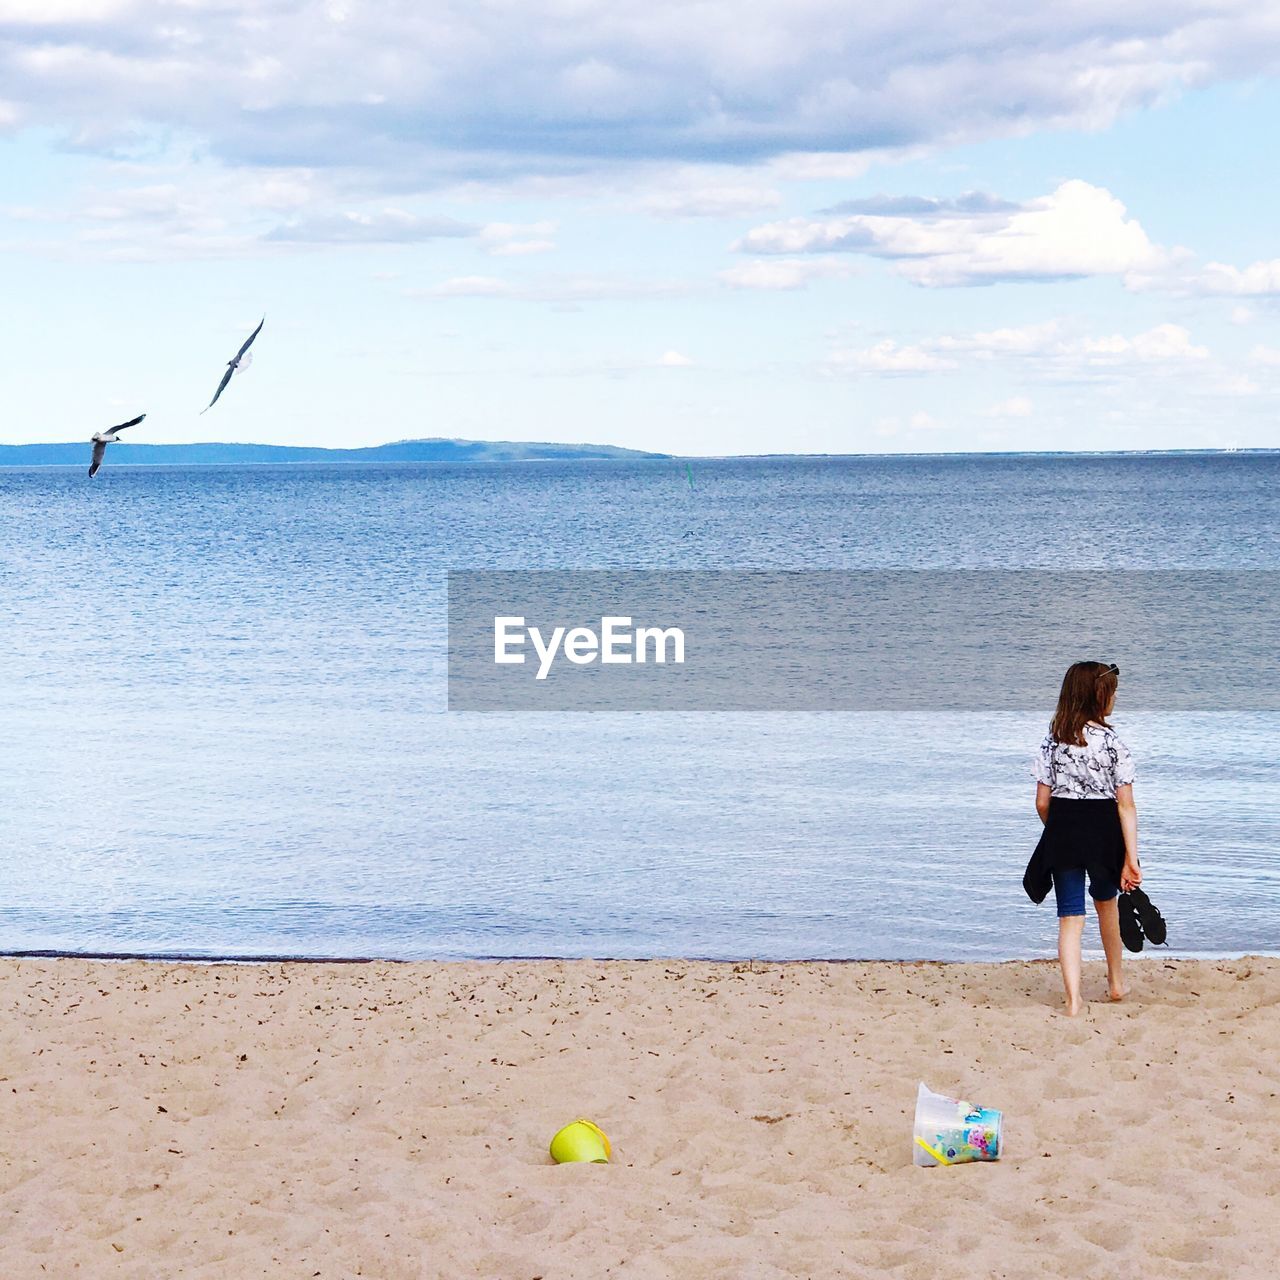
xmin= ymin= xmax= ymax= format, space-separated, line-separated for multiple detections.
xmin=1032 ymin=661 xmax=1142 ymax=1016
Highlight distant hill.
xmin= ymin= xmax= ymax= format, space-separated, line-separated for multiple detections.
xmin=0 ymin=438 xmax=667 ymax=467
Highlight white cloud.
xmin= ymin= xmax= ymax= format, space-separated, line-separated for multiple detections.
xmin=874 ymin=410 xmax=945 ymax=436
xmin=767 ymin=151 xmax=882 ymax=182
xmin=1249 ymin=345 xmax=1280 ymax=366
xmin=265 ymin=209 xmax=477 ymax=244
xmin=486 ymin=238 xmax=557 ymax=256
xmin=718 ymin=258 xmax=854 ymax=291
xmin=2 ymin=2 xmax=1279 ymax=294
xmin=0 ymin=156 xmax=348 ymax=260
xmin=9 ymin=163 xmax=561 ymax=259
xmin=988 ymin=396 xmax=1034 ymax=418
xmin=0 ymin=1 xmax=135 ymax=20
xmin=1084 ymin=323 xmax=1208 ymax=363
xmin=819 ymin=191 xmax=1018 ymax=218
xmin=409 ymin=274 xmax=696 ymax=304
xmin=828 ymin=340 xmax=960 ymax=374
xmin=935 ymin=321 xmax=1064 ymax=357
xmin=414 ymin=276 xmax=515 ymax=299
xmin=478 ymin=221 xmax=558 ymax=256
xmin=658 ymin=350 xmax=694 ymax=367
xmin=644 ymin=184 xmax=782 ymax=219
xmin=1 ymin=2 xmax=1277 ymax=185
xmin=828 ymin=320 xmax=1212 ymax=385
xmin=933 ymin=320 xmax=1207 ymax=367
xmin=1193 ymin=258 xmax=1280 ymax=296
xmin=737 ymin=180 xmax=1171 ymax=287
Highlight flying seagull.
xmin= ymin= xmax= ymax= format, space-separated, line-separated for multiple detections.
xmin=201 ymin=316 xmax=265 ymax=413
xmin=89 ymin=414 xmax=145 ymax=477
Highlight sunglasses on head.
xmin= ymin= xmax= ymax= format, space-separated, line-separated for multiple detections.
xmin=1098 ymin=663 xmax=1119 ymax=678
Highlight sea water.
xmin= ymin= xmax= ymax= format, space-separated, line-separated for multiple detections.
xmin=1 ymin=454 xmax=1276 ymax=959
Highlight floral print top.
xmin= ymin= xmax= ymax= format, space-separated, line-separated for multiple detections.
xmin=1032 ymin=723 xmax=1136 ymax=799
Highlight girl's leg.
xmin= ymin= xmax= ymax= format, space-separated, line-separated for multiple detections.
xmin=1057 ymin=915 xmax=1086 ymax=1015
xmin=1051 ymin=868 xmax=1088 ymax=1015
xmin=1095 ymin=897 xmax=1126 ymax=1000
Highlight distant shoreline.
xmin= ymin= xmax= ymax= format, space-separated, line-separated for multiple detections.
xmin=1 ymin=441 xmax=1277 ymax=468
xmin=0 ymin=437 xmax=667 ymax=468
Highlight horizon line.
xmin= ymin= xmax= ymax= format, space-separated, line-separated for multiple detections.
xmin=1 ymin=439 xmax=1278 ymax=465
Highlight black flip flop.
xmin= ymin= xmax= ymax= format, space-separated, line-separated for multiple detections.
xmin=1117 ymin=892 xmax=1145 ymax=952
xmin=1127 ymin=887 xmax=1167 ymax=946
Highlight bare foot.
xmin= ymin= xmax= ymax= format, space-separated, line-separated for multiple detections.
xmin=1109 ymin=982 xmax=1128 ymax=1002
xmin=1064 ymin=996 xmax=1084 ymax=1017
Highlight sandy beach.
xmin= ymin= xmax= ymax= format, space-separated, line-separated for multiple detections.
xmin=1 ymin=955 xmax=1276 ymax=1279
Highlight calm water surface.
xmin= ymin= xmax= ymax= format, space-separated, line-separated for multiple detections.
xmin=1 ymin=455 xmax=1277 ymax=959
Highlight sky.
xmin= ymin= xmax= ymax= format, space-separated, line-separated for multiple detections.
xmin=2 ymin=1 xmax=1280 ymax=455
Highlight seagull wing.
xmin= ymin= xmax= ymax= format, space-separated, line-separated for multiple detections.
xmin=104 ymin=413 xmax=146 ymax=437
xmin=89 ymin=440 xmax=106 ymax=477
xmin=201 ymin=365 xmax=235 ymax=413
xmin=234 ymin=316 xmax=265 ymax=362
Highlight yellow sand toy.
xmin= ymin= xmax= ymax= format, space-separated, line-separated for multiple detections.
xmin=549 ymin=1119 xmax=611 ymax=1164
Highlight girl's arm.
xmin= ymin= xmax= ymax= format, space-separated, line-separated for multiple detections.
xmin=1035 ymin=782 xmax=1051 ymax=825
xmin=1115 ymin=782 xmax=1141 ymax=890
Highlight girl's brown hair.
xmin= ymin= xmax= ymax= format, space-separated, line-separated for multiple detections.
xmin=1050 ymin=661 xmax=1119 ymax=746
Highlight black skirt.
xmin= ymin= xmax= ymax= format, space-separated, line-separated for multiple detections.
xmin=1023 ymin=798 xmax=1125 ymax=904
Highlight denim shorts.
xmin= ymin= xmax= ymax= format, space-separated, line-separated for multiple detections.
xmin=1052 ymin=866 xmax=1119 ymax=918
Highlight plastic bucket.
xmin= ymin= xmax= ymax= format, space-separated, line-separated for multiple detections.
xmin=912 ymin=1083 xmax=1002 ymax=1166
xmin=549 ymin=1119 xmax=611 ymax=1164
